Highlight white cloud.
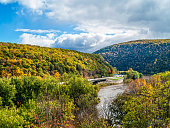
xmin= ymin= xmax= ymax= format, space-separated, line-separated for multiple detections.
xmin=75 ymin=22 xmax=149 ymax=35
xmin=46 ymin=33 xmax=55 ymax=39
xmin=17 ymin=28 xmax=160 ymax=53
xmin=2 ymin=0 xmax=170 ymax=52
xmin=19 ymin=33 xmax=56 ymax=47
xmin=53 ymin=33 xmax=107 ymax=52
xmin=0 ymin=0 xmax=13 ymax=3
xmin=52 ymin=29 xmax=147 ymax=53
xmin=2 ymin=0 xmax=170 ymax=34
xmin=0 ymin=0 xmax=45 ymax=14
xmin=16 ymin=29 xmax=60 ymax=33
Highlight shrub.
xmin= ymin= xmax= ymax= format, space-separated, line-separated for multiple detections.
xmin=108 ymin=71 xmax=170 ymax=127
xmin=107 ymin=94 xmax=130 ymax=126
xmin=68 ymin=76 xmax=98 ymax=101
xmin=0 ymin=107 xmax=25 ymax=128
xmin=120 ymin=69 xmax=143 ymax=80
xmin=25 ymin=99 xmax=75 ymax=128
xmin=80 ymin=116 xmax=110 ymax=128
xmin=0 ymin=78 xmax=16 ymax=106
xmin=0 ymin=75 xmax=101 ymax=127
xmin=11 ymin=76 xmax=42 ymax=105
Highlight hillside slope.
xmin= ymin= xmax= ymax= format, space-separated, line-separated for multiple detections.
xmin=0 ymin=42 xmax=114 ymax=78
xmin=94 ymin=39 xmax=170 ymax=75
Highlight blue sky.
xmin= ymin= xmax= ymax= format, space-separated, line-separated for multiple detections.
xmin=0 ymin=0 xmax=170 ymax=53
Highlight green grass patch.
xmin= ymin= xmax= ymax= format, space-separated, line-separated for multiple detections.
xmin=110 ymin=77 xmax=123 ymax=81
xmin=110 ymin=78 xmax=119 ymax=81
xmin=116 ymin=77 xmax=123 ymax=79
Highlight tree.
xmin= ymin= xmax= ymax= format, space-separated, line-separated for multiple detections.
xmin=54 ymin=71 xmax=60 ymax=78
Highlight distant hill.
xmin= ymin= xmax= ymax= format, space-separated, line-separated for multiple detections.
xmin=0 ymin=42 xmax=115 ymax=78
xmin=94 ymin=39 xmax=170 ymax=75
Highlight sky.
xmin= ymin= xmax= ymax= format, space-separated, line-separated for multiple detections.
xmin=0 ymin=0 xmax=170 ymax=53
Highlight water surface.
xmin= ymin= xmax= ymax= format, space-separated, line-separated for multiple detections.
xmin=97 ymin=84 xmax=126 ymax=117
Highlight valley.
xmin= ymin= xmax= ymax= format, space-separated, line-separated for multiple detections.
xmin=0 ymin=41 xmax=169 ymax=128
xmin=0 ymin=1 xmax=170 ymax=127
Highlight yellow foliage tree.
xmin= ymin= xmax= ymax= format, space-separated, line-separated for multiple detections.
xmin=12 ymin=67 xmax=24 ymax=76
xmin=54 ymin=71 xmax=60 ymax=78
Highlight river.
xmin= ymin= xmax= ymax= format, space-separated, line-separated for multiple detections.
xmin=97 ymin=76 xmax=150 ymax=118
xmin=96 ymin=83 xmax=127 ymax=118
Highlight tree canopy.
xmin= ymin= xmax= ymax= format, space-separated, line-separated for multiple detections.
xmin=0 ymin=42 xmax=115 ymax=78
xmin=94 ymin=39 xmax=170 ymax=75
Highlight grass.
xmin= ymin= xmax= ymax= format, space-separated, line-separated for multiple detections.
xmin=110 ymin=78 xmax=119 ymax=80
xmin=110 ymin=77 xmax=123 ymax=81
xmin=116 ymin=77 xmax=123 ymax=79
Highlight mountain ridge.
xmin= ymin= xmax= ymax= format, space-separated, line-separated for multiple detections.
xmin=94 ymin=39 xmax=170 ymax=75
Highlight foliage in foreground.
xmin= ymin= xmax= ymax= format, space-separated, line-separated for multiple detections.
xmin=107 ymin=71 xmax=170 ymax=128
xmin=0 ymin=75 xmax=108 ymax=128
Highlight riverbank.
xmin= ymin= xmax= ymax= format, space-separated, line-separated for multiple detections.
xmin=97 ymin=83 xmax=127 ymax=118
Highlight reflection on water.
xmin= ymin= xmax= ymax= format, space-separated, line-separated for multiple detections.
xmin=97 ymin=84 xmax=126 ymax=118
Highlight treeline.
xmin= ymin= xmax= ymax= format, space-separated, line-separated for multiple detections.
xmin=0 ymin=74 xmax=109 ymax=127
xmin=94 ymin=39 xmax=170 ymax=75
xmin=0 ymin=42 xmax=115 ymax=78
xmin=120 ymin=68 xmax=143 ymax=82
xmin=106 ymin=71 xmax=170 ymax=127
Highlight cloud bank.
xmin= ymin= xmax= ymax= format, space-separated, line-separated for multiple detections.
xmin=19 ymin=33 xmax=56 ymax=47
xmin=1 ymin=0 xmax=170 ymax=52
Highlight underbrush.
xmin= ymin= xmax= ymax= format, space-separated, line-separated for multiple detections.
xmin=106 ymin=71 xmax=170 ymax=128
xmin=0 ymin=75 xmax=109 ymax=127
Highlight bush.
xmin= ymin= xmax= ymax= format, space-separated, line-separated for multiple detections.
xmin=39 ymin=76 xmax=61 ymax=98
xmin=77 ymin=94 xmax=99 ymax=115
xmin=11 ymin=76 xmax=42 ymax=105
xmin=80 ymin=117 xmax=110 ymax=128
xmin=120 ymin=69 xmax=143 ymax=80
xmin=0 ymin=78 xmax=16 ymax=106
xmin=108 ymin=71 xmax=170 ymax=127
xmin=107 ymin=94 xmax=130 ymax=126
xmin=0 ymin=75 xmax=101 ymax=127
xmin=68 ymin=76 xmax=98 ymax=101
xmin=0 ymin=107 xmax=25 ymax=128
xmin=28 ymin=99 xmax=75 ymax=128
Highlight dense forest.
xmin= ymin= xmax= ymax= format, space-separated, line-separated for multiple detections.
xmin=0 ymin=71 xmax=169 ymax=127
xmin=94 ymin=39 xmax=170 ymax=75
xmin=107 ymin=71 xmax=170 ymax=127
xmin=0 ymin=41 xmax=169 ymax=128
xmin=0 ymin=42 xmax=115 ymax=78
xmin=0 ymin=75 xmax=105 ymax=127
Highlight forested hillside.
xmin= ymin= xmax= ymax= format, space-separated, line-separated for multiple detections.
xmin=0 ymin=42 xmax=114 ymax=78
xmin=107 ymin=71 xmax=170 ymax=127
xmin=94 ymin=39 xmax=170 ymax=75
